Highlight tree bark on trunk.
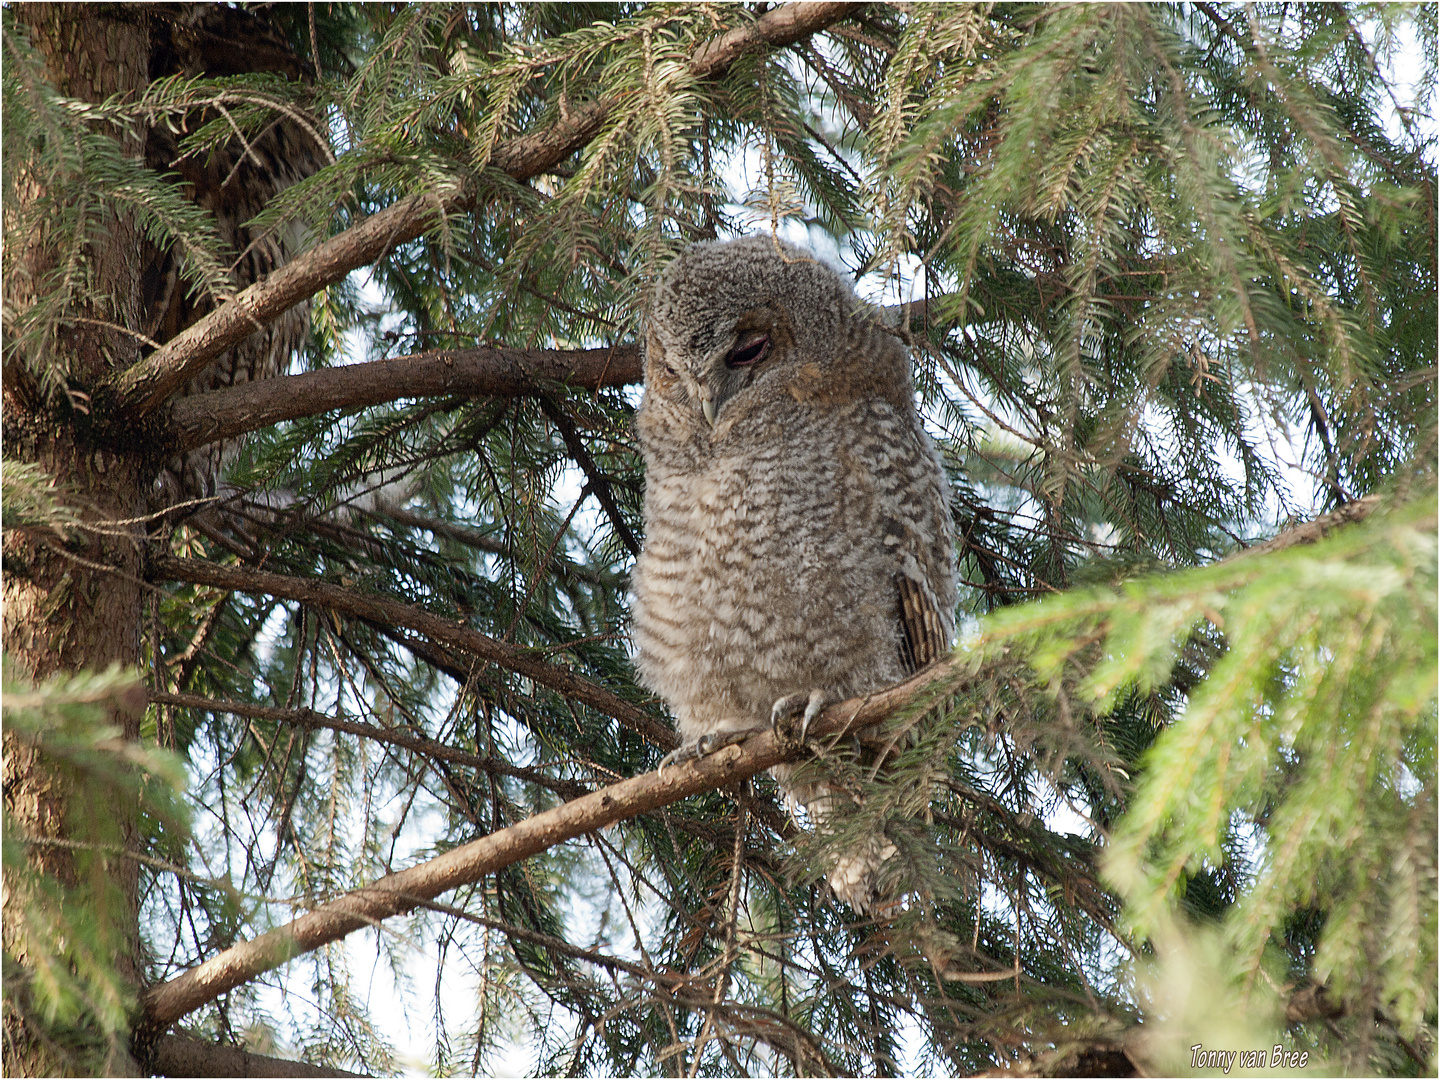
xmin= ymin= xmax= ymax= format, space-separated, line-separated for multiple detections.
xmin=2 ymin=6 xmax=152 ymax=1075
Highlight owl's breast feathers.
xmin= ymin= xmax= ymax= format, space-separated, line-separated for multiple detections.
xmin=633 ymin=389 xmax=954 ymax=738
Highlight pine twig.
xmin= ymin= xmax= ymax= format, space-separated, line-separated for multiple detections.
xmin=150 ymin=555 xmax=676 ymax=748
xmin=536 ymin=394 xmax=641 ymax=557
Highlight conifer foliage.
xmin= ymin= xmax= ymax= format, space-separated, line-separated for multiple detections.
xmin=2 ymin=3 xmax=1434 ymax=1076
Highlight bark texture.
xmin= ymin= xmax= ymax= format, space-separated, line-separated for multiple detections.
xmin=3 ymin=7 xmax=152 ymax=1076
xmin=165 ymin=344 xmax=643 ymax=454
xmin=151 ymin=1034 xmax=369 ymax=1078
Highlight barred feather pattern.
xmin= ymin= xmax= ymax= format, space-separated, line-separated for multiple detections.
xmin=631 ymin=237 xmax=957 ymax=913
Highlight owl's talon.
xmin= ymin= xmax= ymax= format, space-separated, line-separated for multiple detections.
xmin=657 ymin=728 xmax=757 ymax=781
xmin=771 ymin=689 xmax=833 ymax=753
xmin=656 ymin=743 xmax=698 ymax=782
xmin=698 ymin=728 xmax=754 ymax=755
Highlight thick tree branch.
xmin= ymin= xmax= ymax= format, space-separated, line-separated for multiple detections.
xmin=139 ymin=657 xmax=961 ymax=1031
xmin=106 ymin=2 xmax=857 ymax=419
xmin=150 ymin=556 xmax=676 ymax=748
xmin=166 ymin=344 xmax=641 ymax=454
xmin=152 ymin=1034 xmax=367 ymax=1078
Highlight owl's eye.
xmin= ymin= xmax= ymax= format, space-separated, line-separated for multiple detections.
xmin=726 ymin=333 xmax=770 ymax=368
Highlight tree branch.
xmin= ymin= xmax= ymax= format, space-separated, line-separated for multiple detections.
xmin=166 ymin=344 xmax=641 ymax=454
xmin=151 ymin=1034 xmax=367 ymax=1078
xmin=106 ymin=2 xmax=857 ymax=419
xmin=536 ymin=392 xmax=642 ymax=557
xmin=372 ymin=505 xmax=623 ymax=588
xmin=107 ymin=185 xmax=470 ymax=417
xmin=689 ymin=0 xmax=855 ymax=71
xmin=150 ymin=556 xmax=676 ymax=748
xmin=157 ymin=665 xmax=792 ymax=859
xmin=1227 ymin=494 xmax=1383 ymax=559
xmin=138 ymin=656 xmax=962 ymax=1031
xmin=162 ymin=280 xmax=948 ymax=455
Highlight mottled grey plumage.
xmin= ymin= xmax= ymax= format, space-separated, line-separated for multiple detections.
xmin=631 ymin=236 xmax=957 ymax=912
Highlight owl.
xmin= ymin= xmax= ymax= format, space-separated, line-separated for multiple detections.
xmin=630 ymin=236 xmax=957 ymax=913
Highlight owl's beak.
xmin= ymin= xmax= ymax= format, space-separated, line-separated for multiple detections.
xmin=701 ymin=394 xmax=717 ymax=426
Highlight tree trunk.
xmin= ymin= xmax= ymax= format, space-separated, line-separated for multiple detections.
xmin=2 ymin=5 xmax=152 ymax=1075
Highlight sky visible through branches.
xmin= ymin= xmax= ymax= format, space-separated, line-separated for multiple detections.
xmin=179 ymin=16 xmax=1440 ymax=1073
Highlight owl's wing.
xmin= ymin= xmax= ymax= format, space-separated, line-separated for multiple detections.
xmin=895 ymin=574 xmax=949 ymax=674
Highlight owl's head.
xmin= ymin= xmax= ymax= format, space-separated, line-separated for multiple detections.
xmin=640 ymin=237 xmax=909 ymax=442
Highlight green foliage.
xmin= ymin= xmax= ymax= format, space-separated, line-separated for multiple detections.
xmin=0 ymin=462 xmax=82 ymax=539
xmin=143 ymin=1 xmax=1434 ymax=1072
xmin=1 ymin=16 xmax=234 ymax=404
xmin=978 ymin=495 xmax=1437 ymax=1069
xmin=1 ymin=662 xmax=190 ymax=1075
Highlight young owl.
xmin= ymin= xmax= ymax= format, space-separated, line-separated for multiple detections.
xmin=630 ymin=236 xmax=957 ymax=913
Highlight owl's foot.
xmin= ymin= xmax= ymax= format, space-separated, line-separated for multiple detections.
xmin=656 ymin=728 xmax=756 ymax=781
xmin=771 ymin=689 xmax=834 ymax=754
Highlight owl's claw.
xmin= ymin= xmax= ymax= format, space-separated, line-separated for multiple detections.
xmin=656 ymin=728 xmax=756 ymax=781
xmin=771 ymin=689 xmax=833 ymax=754
xmin=656 ymin=743 xmax=698 ymax=782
